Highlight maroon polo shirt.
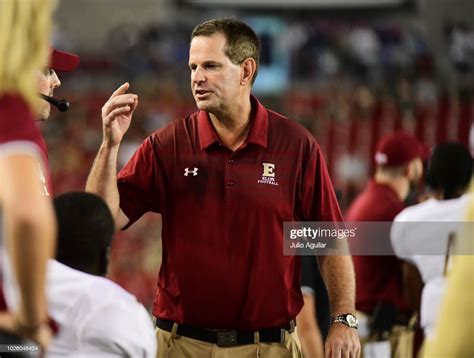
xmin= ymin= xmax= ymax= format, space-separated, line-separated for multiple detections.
xmin=345 ymin=180 xmax=408 ymax=314
xmin=117 ymin=95 xmax=343 ymax=330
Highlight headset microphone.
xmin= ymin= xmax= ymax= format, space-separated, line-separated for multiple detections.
xmin=40 ymin=94 xmax=70 ymax=112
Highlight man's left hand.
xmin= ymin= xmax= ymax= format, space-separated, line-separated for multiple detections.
xmin=325 ymin=323 xmax=360 ymax=358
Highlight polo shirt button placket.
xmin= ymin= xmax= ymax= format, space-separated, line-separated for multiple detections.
xmin=226 ymin=158 xmax=235 ymax=187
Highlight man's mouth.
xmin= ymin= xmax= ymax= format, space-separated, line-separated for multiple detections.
xmin=195 ymin=90 xmax=210 ymax=99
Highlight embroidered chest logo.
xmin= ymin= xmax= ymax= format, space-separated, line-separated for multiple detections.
xmin=257 ymin=163 xmax=279 ymax=186
xmin=184 ymin=167 xmax=199 ymax=176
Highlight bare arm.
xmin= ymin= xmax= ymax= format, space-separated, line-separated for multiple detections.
xmin=86 ymin=144 xmax=129 ymax=230
xmin=296 ymin=293 xmax=325 ymax=358
xmin=85 ymin=83 xmax=138 ymax=230
xmin=317 ymin=255 xmax=356 ymax=315
xmin=0 ymin=154 xmax=55 ymax=348
xmin=317 ymin=255 xmax=360 ymax=358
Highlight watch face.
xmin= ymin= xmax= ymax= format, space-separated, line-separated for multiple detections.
xmin=347 ymin=314 xmax=357 ymax=327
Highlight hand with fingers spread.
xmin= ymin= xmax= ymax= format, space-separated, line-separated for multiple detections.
xmin=101 ymin=82 xmax=138 ymax=147
xmin=325 ymin=323 xmax=361 ymax=358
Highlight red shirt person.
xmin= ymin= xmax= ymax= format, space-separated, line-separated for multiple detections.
xmin=36 ymin=48 xmax=80 ymax=195
xmin=0 ymin=0 xmax=57 ymax=350
xmin=87 ymin=18 xmax=360 ymax=357
xmin=346 ymin=131 xmax=425 ymax=315
xmin=117 ymin=95 xmax=342 ymax=330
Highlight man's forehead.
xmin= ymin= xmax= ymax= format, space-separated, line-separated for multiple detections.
xmin=191 ymin=33 xmax=227 ymax=50
xmin=189 ymin=34 xmax=228 ymax=62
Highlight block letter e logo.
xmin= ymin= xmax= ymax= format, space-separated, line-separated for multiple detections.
xmin=262 ymin=163 xmax=275 ymax=177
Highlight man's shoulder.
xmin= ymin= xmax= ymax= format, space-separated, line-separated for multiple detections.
xmin=394 ymin=199 xmax=438 ymax=222
xmin=82 ymin=275 xmax=137 ymax=308
xmin=346 ymin=190 xmax=402 ymax=221
xmin=49 ymin=263 xmax=150 ymax=327
xmin=47 ymin=261 xmax=156 ymax=356
xmin=47 ymin=261 xmax=136 ymax=310
xmin=396 ymin=194 xmax=471 ymax=223
xmin=266 ymin=109 xmax=319 ymax=149
xmin=268 ymin=110 xmax=314 ymax=137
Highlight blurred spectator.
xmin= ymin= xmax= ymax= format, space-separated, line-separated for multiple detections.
xmin=445 ymin=21 xmax=474 ymax=73
xmin=44 ymin=192 xmax=157 ymax=356
xmin=346 ymin=131 xmax=426 ymax=357
xmin=391 ymin=142 xmax=473 ymax=338
xmin=422 ymin=184 xmax=473 ymax=357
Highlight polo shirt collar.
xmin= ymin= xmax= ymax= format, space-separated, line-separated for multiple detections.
xmin=198 ymin=94 xmax=268 ymax=150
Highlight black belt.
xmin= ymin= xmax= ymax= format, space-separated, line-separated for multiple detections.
xmin=155 ymin=318 xmax=295 ymax=347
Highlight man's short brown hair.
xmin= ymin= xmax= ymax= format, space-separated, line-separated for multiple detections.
xmin=191 ymin=17 xmax=260 ymax=84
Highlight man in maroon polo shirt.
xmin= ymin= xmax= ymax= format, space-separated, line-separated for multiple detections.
xmin=87 ymin=18 xmax=360 ymax=357
xmin=345 ymin=131 xmax=425 ymax=340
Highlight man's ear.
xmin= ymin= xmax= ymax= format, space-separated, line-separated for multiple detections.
xmin=407 ymin=157 xmax=423 ymax=181
xmin=240 ymin=58 xmax=256 ymax=86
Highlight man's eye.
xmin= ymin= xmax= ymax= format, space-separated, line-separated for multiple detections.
xmin=44 ymin=68 xmax=53 ymax=76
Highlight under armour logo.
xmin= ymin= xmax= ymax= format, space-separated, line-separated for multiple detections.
xmin=184 ymin=167 xmax=199 ymax=176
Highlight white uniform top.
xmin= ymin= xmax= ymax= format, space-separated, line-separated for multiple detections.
xmin=3 ymin=260 xmax=157 ymax=357
xmin=391 ymin=194 xmax=471 ymax=337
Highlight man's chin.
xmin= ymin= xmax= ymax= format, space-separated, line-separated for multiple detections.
xmin=195 ymin=100 xmax=211 ymax=111
xmin=38 ymin=108 xmax=50 ymax=121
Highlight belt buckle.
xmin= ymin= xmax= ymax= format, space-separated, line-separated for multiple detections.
xmin=216 ymin=330 xmax=238 ymax=347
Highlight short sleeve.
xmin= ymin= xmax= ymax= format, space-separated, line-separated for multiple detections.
xmin=299 ymin=140 xmax=343 ymax=222
xmin=117 ymin=136 xmax=162 ymax=227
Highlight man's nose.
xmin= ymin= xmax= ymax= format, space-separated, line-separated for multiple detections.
xmin=50 ymin=70 xmax=61 ymax=89
xmin=192 ymin=67 xmax=206 ymax=84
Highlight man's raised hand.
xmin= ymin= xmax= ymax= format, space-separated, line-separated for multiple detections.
xmin=101 ymin=82 xmax=138 ymax=147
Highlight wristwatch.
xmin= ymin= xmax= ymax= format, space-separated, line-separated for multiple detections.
xmin=331 ymin=313 xmax=358 ymax=329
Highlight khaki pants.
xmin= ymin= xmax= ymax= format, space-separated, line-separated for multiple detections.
xmin=156 ymin=327 xmax=303 ymax=358
xmin=358 ymin=310 xmax=417 ymax=358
